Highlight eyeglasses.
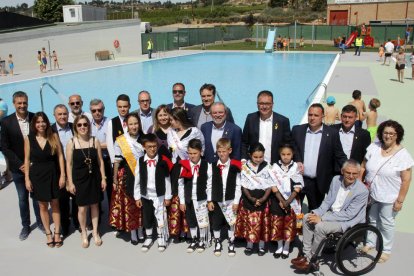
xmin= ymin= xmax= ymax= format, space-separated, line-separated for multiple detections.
xmin=139 ymin=100 xmax=150 ymax=103
xmin=383 ymin=132 xmax=397 ymax=137
xmin=173 ymin=90 xmax=184 ymax=94
xmin=91 ymin=108 xmax=103 ymax=113
xmin=76 ymin=123 xmax=89 ymax=128
xmin=257 ymin=102 xmax=272 ymax=106
xmin=70 ymin=101 xmax=81 ymax=106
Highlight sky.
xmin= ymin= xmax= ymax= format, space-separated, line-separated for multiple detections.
xmin=1 ymin=0 xmax=183 ymax=8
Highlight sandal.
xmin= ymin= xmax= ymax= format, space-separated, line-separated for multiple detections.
xmin=93 ymin=233 xmax=103 ymax=246
xmin=46 ymin=232 xmax=55 ymax=248
xmin=54 ymin=232 xmax=63 ymax=248
xmin=81 ymin=232 xmax=89 ymax=248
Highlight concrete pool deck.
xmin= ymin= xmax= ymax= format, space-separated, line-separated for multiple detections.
xmin=0 ymin=50 xmax=413 ymax=276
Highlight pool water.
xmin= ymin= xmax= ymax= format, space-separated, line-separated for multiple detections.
xmin=0 ymin=52 xmax=335 ymax=127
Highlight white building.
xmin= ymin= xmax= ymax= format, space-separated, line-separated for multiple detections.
xmin=63 ymin=5 xmax=107 ymax=23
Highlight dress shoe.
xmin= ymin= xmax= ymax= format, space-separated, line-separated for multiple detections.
xmin=281 ymin=252 xmax=289 ymax=259
xmin=258 ymin=248 xmax=266 ymax=256
xmin=131 ymin=239 xmax=139 ymax=245
xmin=19 ymin=227 xmax=31 ymax=241
xmin=293 ymin=259 xmax=312 ymax=271
xmin=291 ymin=256 xmax=307 ymax=265
xmin=273 ymin=252 xmax=282 ymax=259
xmin=244 ymin=247 xmax=253 ymax=256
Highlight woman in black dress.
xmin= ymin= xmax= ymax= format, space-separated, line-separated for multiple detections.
xmin=24 ymin=112 xmax=65 ymax=247
xmin=66 ymin=115 xmax=107 ymax=248
xmin=148 ymin=104 xmax=172 ymax=159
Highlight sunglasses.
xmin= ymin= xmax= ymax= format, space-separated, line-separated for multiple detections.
xmin=76 ymin=123 xmax=89 ymax=128
xmin=173 ymin=90 xmax=184 ymax=94
xmin=91 ymin=108 xmax=103 ymax=113
xmin=70 ymin=101 xmax=81 ymax=106
xmin=139 ymin=100 xmax=150 ymax=103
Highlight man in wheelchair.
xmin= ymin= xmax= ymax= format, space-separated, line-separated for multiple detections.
xmin=292 ymin=159 xmax=369 ymax=271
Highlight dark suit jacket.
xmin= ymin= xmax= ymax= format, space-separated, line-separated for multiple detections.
xmin=200 ymin=121 xmax=242 ymax=163
xmin=241 ymin=111 xmax=291 ymax=163
xmin=0 ymin=112 xmax=34 ymax=173
xmin=332 ymin=124 xmax=371 ymax=164
xmin=188 ymin=105 xmax=234 ymax=127
xmin=291 ymin=123 xmax=347 ymax=194
xmin=167 ymin=102 xmax=196 ymax=113
xmin=51 ymin=122 xmax=74 ymax=135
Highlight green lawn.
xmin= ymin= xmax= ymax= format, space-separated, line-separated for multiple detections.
xmin=184 ymin=41 xmax=380 ymax=52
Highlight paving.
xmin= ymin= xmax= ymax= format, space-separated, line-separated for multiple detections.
xmin=0 ymin=48 xmax=413 ymax=276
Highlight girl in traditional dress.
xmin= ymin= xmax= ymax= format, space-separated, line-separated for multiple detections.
xmin=109 ymin=113 xmax=144 ymax=245
xmin=269 ymin=144 xmax=303 ymax=259
xmin=167 ymin=108 xmax=204 ymax=241
xmin=235 ymin=143 xmax=272 ymax=256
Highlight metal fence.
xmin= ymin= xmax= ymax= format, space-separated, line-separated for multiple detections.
xmin=141 ymin=25 xmax=252 ymax=54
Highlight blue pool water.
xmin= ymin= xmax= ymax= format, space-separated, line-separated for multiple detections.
xmin=0 ymin=52 xmax=335 ymax=127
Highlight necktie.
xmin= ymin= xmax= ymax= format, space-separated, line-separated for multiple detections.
xmin=122 ymin=120 xmax=126 ymax=128
xmin=147 ymin=159 xmax=156 ymax=167
xmin=193 ymin=164 xmax=200 ymax=176
xmin=218 ymin=164 xmax=225 ymax=176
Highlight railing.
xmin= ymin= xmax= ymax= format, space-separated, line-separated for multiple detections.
xmin=39 ymin=82 xmax=60 ymax=112
xmin=306 ymin=82 xmax=327 ymax=105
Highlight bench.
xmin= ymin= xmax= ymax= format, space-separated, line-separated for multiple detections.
xmin=95 ymin=50 xmax=115 ymax=61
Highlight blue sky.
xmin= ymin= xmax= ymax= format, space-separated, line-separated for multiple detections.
xmin=1 ymin=0 xmax=183 ymax=7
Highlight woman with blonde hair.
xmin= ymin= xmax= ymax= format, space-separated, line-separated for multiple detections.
xmin=24 ymin=112 xmax=65 ymax=247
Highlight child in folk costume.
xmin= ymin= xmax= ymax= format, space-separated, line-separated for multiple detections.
xmin=207 ymin=138 xmax=241 ymax=257
xmin=235 ymin=143 xmax=273 ymax=256
xmin=109 ymin=113 xmax=144 ymax=245
xmin=178 ymin=139 xmax=212 ymax=253
xmin=269 ymin=144 xmax=303 ymax=259
xmin=134 ymin=134 xmax=174 ymax=252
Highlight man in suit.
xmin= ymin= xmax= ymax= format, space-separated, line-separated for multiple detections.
xmin=200 ymin=102 xmax=242 ymax=163
xmin=132 ymin=90 xmax=154 ymax=134
xmin=241 ymin=90 xmax=291 ymax=164
xmin=167 ymin=82 xmax=195 ymax=113
xmin=292 ymin=159 xmax=369 ymax=271
xmin=1 ymin=91 xmax=42 ymax=240
xmin=188 ymin=83 xmax=234 ymax=129
xmin=292 ymin=103 xmax=347 ymax=210
xmin=332 ymin=105 xmax=371 ymax=164
xmin=51 ymin=104 xmax=78 ymax=236
xmin=106 ymin=94 xmax=131 ymax=163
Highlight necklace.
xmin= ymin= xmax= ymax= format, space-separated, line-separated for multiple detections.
xmin=77 ymin=137 xmax=92 ymax=174
xmin=382 ymin=145 xmax=395 ymax=154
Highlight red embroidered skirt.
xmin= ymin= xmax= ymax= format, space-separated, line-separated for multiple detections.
xmin=270 ymin=209 xmax=297 ymax=242
xmin=108 ymin=168 xmax=142 ymax=231
xmin=168 ymin=195 xmax=189 ymax=236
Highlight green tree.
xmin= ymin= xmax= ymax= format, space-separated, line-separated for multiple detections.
xmin=311 ymin=0 xmax=326 ymax=11
xmin=33 ymin=0 xmax=74 ymax=22
xmin=268 ymin=0 xmax=288 ymax=8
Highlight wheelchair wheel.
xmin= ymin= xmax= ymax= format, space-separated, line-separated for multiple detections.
xmin=335 ymin=224 xmax=383 ymax=276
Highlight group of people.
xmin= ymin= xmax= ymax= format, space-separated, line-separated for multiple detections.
xmin=0 ymin=83 xmax=412 ymax=271
xmin=0 ymin=54 xmax=14 ymax=76
xmin=37 ymin=47 xmax=60 ymax=73
xmin=379 ymin=38 xmax=414 ymax=82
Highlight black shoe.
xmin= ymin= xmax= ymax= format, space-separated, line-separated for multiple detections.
xmin=19 ymin=227 xmax=31 ymax=241
xmin=281 ymin=252 xmax=289 ymax=259
xmin=196 ymin=240 xmax=206 ymax=253
xmin=273 ymin=252 xmax=282 ymax=259
xmin=228 ymin=240 xmax=236 ymax=257
xmin=258 ymin=247 xmax=266 ymax=256
xmin=244 ymin=247 xmax=253 ymax=256
xmin=141 ymin=238 xmax=153 ymax=252
xmin=131 ymin=239 xmax=139 ymax=246
xmin=187 ymin=238 xmax=198 ymax=253
xmin=213 ymin=238 xmax=222 ymax=257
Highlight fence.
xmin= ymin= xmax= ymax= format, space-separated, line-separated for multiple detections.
xmin=141 ymin=25 xmax=252 ymax=54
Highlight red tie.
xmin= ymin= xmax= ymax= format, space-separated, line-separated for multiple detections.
xmin=147 ymin=160 xmax=156 ymax=167
xmin=218 ymin=164 xmax=225 ymax=176
xmin=193 ymin=164 xmax=200 ymax=176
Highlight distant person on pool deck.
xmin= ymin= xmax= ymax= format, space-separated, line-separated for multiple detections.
xmin=349 ymin=90 xmax=366 ymax=128
xmin=201 ymin=102 xmax=242 ymax=163
xmin=241 ymin=90 xmax=291 ymax=164
xmin=187 ymin=83 xmax=234 ymax=129
xmin=0 ymin=91 xmax=43 ymax=240
xmin=52 ymin=50 xmax=60 ymax=70
xmin=291 ymin=159 xmax=369 ymax=272
xmin=68 ymin=94 xmax=92 ymax=123
xmin=147 ymin=38 xmax=154 ymax=59
xmin=395 ymin=48 xmax=406 ymax=83
xmin=132 ymin=90 xmax=154 ymax=134
xmin=354 ymin=34 xmax=363 ymax=56
xmin=41 ymin=47 xmax=48 ymax=70
xmin=366 ymin=98 xmax=381 ymax=142
xmin=167 ymin=82 xmax=195 ymax=113
xmin=383 ymin=39 xmax=394 ymax=66
xmin=324 ymin=96 xmax=339 ymax=126
xmin=8 ymin=54 xmax=14 ymax=76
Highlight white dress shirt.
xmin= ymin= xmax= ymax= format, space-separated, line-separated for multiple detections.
xmin=211 ymin=122 xmax=226 ymax=153
xmin=259 ymin=114 xmax=273 ymax=163
xmin=339 ymin=125 xmax=355 ymax=159
xmin=303 ymin=126 xmax=323 ymax=178
xmin=106 ymin=115 xmax=127 ymax=163
xmin=16 ymin=113 xmax=29 ymax=137
xmin=216 ymin=159 xmax=242 ymax=205
xmin=68 ymin=111 xmax=92 ymax=123
xmin=178 ymin=160 xmax=212 ymax=204
xmin=331 ymin=182 xmax=351 ymax=212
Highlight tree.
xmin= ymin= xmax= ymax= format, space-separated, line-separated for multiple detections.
xmin=33 ymin=0 xmax=74 ymax=22
xmin=268 ymin=0 xmax=288 ymax=8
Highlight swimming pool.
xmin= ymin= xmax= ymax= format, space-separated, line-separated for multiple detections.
xmin=0 ymin=52 xmax=335 ymax=128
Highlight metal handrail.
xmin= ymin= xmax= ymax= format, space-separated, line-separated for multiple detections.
xmin=306 ymin=82 xmax=328 ymax=105
xmin=39 ymin=82 xmax=60 ymax=112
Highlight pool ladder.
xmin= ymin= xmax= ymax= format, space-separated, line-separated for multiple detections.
xmin=306 ymin=82 xmax=328 ymax=105
xmin=39 ymin=82 xmax=60 ymax=112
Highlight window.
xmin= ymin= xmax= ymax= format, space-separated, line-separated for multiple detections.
xmin=70 ymin=8 xmax=76 ymax=18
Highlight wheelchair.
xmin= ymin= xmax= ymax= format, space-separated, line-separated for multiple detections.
xmin=308 ymin=223 xmax=383 ymax=276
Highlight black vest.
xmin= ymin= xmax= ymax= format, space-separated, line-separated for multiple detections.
xmin=211 ymin=162 xmax=239 ymax=202
xmin=112 ymin=117 xmax=124 ymax=142
xmin=183 ymin=160 xmax=208 ymax=203
xmin=138 ymin=156 xmax=170 ymax=197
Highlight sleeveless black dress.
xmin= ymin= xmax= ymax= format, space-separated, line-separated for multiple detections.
xmin=72 ymin=138 xmax=102 ymax=206
xmin=28 ymin=134 xmax=60 ymax=202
